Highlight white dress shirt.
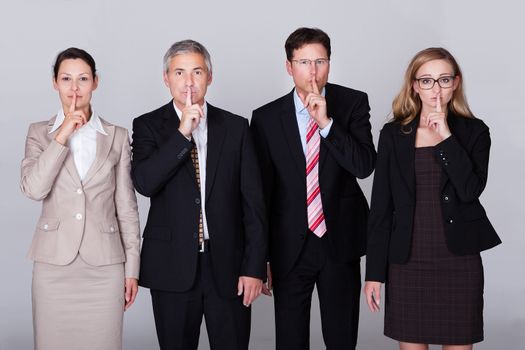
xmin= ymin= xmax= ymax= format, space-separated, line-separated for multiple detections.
xmin=173 ymin=101 xmax=210 ymax=240
xmin=49 ymin=108 xmax=107 ymax=180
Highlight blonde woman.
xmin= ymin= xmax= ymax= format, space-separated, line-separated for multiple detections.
xmin=364 ymin=47 xmax=501 ymax=350
xmin=21 ymin=47 xmax=140 ymax=350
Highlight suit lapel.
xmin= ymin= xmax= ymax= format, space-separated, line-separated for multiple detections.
xmin=205 ymin=104 xmax=226 ymax=200
xmin=280 ymin=90 xmax=306 ymax=186
xmin=394 ymin=118 xmax=418 ymax=198
xmin=82 ymin=119 xmax=115 ymax=185
xmin=63 ymin=153 xmax=82 ymax=185
xmin=46 ymin=116 xmax=82 ymax=185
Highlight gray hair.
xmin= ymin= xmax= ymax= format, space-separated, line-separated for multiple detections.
xmin=163 ymin=39 xmax=212 ymax=74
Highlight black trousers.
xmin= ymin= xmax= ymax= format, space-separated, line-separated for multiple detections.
xmin=150 ymin=249 xmax=251 ymax=350
xmin=273 ymin=232 xmax=361 ymax=350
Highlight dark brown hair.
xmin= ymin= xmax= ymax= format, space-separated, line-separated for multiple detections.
xmin=285 ymin=27 xmax=331 ymax=61
xmin=53 ymin=47 xmax=96 ymax=80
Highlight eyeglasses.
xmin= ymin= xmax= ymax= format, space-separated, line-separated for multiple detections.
xmin=414 ymin=76 xmax=455 ymax=90
xmin=291 ymin=58 xmax=330 ymax=68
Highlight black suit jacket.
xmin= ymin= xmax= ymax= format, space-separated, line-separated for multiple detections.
xmin=251 ymin=83 xmax=376 ymax=282
xmin=365 ymin=114 xmax=502 ymax=282
xmin=131 ymin=101 xmax=267 ymax=297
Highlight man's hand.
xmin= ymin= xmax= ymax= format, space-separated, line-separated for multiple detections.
xmin=304 ymin=80 xmax=330 ymax=129
xmin=237 ymin=276 xmax=263 ymax=306
xmin=178 ymin=86 xmax=204 ymax=138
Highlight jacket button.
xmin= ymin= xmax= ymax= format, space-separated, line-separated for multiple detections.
xmin=444 ymin=162 xmax=449 ymax=166
xmin=110 ymin=226 xmax=115 ymax=232
xmin=76 ymin=188 xmax=83 ymax=194
xmin=448 ymin=218 xmax=454 ymax=224
xmin=195 ymin=198 xmax=201 ymax=205
xmin=76 ymin=213 xmax=83 ymax=220
xmin=443 ymin=195 xmax=449 ymax=201
xmin=43 ymin=224 xmax=49 ymax=230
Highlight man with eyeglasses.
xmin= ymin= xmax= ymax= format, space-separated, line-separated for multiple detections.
xmin=251 ymin=27 xmax=376 ymax=349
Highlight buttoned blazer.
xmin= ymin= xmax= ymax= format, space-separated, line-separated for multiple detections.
xmin=21 ymin=116 xmax=141 ymax=278
xmin=250 ymin=83 xmax=377 ymax=282
xmin=365 ymin=114 xmax=502 ymax=283
xmin=131 ymin=102 xmax=267 ymax=297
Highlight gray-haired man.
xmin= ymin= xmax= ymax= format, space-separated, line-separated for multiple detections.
xmin=131 ymin=40 xmax=267 ymax=350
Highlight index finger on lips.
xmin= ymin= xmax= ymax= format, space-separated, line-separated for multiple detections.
xmin=69 ymin=93 xmax=77 ymax=114
xmin=436 ymin=92 xmax=442 ymax=113
xmin=186 ymin=86 xmax=192 ymax=107
xmin=311 ymin=79 xmax=320 ymax=95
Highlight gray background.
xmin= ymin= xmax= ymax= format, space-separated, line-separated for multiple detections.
xmin=1 ymin=0 xmax=524 ymax=349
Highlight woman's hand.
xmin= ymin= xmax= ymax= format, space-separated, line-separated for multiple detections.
xmin=124 ymin=278 xmax=139 ymax=311
xmin=426 ymin=93 xmax=452 ymax=140
xmin=364 ymin=281 xmax=382 ymax=312
xmin=55 ymin=94 xmax=87 ymax=145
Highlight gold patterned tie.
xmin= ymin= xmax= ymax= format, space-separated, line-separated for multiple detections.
xmin=190 ymin=143 xmax=204 ymax=248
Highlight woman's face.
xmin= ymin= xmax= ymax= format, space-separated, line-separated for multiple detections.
xmin=412 ymin=59 xmax=459 ymax=113
xmin=53 ymin=58 xmax=98 ymax=111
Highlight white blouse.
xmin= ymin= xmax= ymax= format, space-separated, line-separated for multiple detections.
xmin=49 ymin=108 xmax=107 ymax=180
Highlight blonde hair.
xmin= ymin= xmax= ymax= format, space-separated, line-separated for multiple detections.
xmin=392 ymin=47 xmax=473 ymax=125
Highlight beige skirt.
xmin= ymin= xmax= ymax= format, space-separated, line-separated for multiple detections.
xmin=32 ymin=255 xmax=124 ymax=350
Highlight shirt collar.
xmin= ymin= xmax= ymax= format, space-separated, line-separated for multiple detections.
xmin=172 ymin=100 xmax=208 ymax=130
xmin=49 ymin=108 xmax=107 ymax=135
xmin=293 ymin=87 xmax=326 ymax=115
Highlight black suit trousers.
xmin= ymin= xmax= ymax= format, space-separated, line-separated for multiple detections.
xmin=150 ymin=246 xmax=251 ymax=350
xmin=273 ymin=232 xmax=361 ymax=350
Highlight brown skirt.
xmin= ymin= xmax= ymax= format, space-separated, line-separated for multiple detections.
xmin=32 ymin=255 xmax=124 ymax=350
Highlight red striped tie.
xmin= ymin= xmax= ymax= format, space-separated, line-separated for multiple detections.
xmin=306 ymin=117 xmax=326 ymax=237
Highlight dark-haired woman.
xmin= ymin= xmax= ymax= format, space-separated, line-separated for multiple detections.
xmin=21 ymin=48 xmax=140 ymax=350
xmin=364 ymin=47 xmax=501 ymax=350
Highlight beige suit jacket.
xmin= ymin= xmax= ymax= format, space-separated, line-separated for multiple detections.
xmin=21 ymin=116 xmax=140 ymax=278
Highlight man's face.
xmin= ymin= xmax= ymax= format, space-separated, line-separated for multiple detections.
xmin=286 ymin=43 xmax=330 ymax=99
xmin=163 ymin=52 xmax=212 ymax=110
